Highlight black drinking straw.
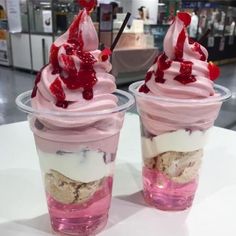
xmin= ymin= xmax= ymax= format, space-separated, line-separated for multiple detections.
xmin=110 ymin=12 xmax=131 ymax=51
xmin=198 ymin=29 xmax=211 ymax=44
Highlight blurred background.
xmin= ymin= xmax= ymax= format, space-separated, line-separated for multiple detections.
xmin=0 ymin=0 xmax=236 ymax=130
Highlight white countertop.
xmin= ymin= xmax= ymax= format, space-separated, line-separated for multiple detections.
xmin=0 ymin=113 xmax=236 ymax=235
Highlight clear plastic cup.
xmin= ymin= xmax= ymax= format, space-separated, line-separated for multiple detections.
xmin=16 ymin=90 xmax=134 ymax=235
xmin=129 ymin=81 xmax=231 ymax=211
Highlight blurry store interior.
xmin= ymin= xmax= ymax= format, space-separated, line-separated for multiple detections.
xmin=0 ymin=0 xmax=236 ymax=130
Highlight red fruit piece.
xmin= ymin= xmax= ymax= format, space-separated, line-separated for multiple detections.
xmin=174 ymin=75 xmax=196 ymax=85
xmin=193 ymin=42 xmax=206 ymax=61
xmin=175 ymin=29 xmax=186 ymax=60
xmin=50 ymin=78 xmax=66 ymax=102
xmin=208 ymin=62 xmax=220 ymax=81
xmin=174 ymin=61 xmax=196 ymax=85
xmin=31 ymin=64 xmax=48 ymax=98
xmin=139 ymin=84 xmax=150 ymax=93
xmin=61 ymin=54 xmax=77 ymax=73
xmin=177 ymin=12 xmax=191 ymax=26
xmin=101 ymin=48 xmax=112 ymax=61
xmin=78 ymin=0 xmax=97 ymax=12
xmin=56 ymin=101 xmax=69 ymax=109
xmin=145 ymin=71 xmax=153 ymax=82
xmin=31 ymin=71 xmax=42 ymax=98
xmin=50 ymin=44 xmax=60 ymax=73
xmin=83 ymin=89 xmax=94 ymax=100
xmin=159 ymin=53 xmax=172 ymax=70
xmin=64 ymin=45 xmax=74 ymax=55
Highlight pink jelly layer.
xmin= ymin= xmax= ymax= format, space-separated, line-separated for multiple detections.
xmin=47 ymin=176 xmax=113 ymax=219
xmin=143 ymin=167 xmax=198 ymax=210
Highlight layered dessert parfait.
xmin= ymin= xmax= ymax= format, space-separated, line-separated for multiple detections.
xmin=22 ymin=6 xmax=133 ymax=235
xmin=129 ymin=12 xmax=230 ymax=211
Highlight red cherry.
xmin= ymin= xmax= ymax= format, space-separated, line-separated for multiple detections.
xmin=78 ymin=0 xmax=97 ymax=12
xmin=208 ymin=62 xmax=220 ymax=81
xmin=177 ymin=12 xmax=191 ymax=26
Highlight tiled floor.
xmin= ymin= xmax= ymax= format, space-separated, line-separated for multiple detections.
xmin=0 ymin=64 xmax=236 ymax=130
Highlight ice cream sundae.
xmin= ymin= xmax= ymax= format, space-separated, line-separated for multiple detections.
xmin=16 ymin=4 xmax=133 ymax=235
xmin=129 ymin=12 xmax=231 ymax=211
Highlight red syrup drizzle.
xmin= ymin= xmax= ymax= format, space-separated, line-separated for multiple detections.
xmin=139 ymin=53 xmax=172 ymax=93
xmin=31 ymin=64 xmax=47 ymax=98
xmin=60 ymin=50 xmax=97 ymax=100
xmin=50 ymin=44 xmax=61 ymax=74
xmin=172 ymin=12 xmax=209 ymax=85
xmin=177 ymin=12 xmax=191 ymax=27
xmin=174 ymin=24 xmax=196 ymax=84
xmin=78 ymin=0 xmax=97 ymax=12
xmin=139 ymin=71 xmax=152 ymax=93
xmin=175 ymin=28 xmax=186 ymax=61
xmin=46 ymin=10 xmax=98 ymax=108
xmin=173 ymin=15 xmax=200 ymax=85
xmin=193 ymin=43 xmax=206 ymax=61
xmin=49 ymin=78 xmax=69 ymax=108
xmin=189 ymin=38 xmax=206 ymax=61
xmin=155 ymin=53 xmax=171 ymax=84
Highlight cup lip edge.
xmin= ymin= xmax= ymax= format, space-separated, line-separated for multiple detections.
xmin=129 ymin=81 xmax=232 ymax=104
xmin=15 ymin=89 xmax=135 ymax=117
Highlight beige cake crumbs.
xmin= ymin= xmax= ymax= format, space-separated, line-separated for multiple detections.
xmin=144 ymin=150 xmax=203 ymax=183
xmin=45 ymin=170 xmax=103 ymax=204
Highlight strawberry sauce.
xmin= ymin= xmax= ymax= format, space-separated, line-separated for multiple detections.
xmin=155 ymin=53 xmax=172 ymax=84
xmin=139 ymin=53 xmax=172 ymax=93
xmin=174 ymin=61 xmax=196 ymax=85
xmin=175 ymin=29 xmax=186 ymax=61
xmin=31 ymin=65 xmax=47 ymax=98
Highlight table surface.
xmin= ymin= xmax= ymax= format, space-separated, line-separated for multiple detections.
xmin=0 ymin=113 xmax=236 ymax=236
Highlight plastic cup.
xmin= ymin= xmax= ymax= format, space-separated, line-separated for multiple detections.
xmin=129 ymin=81 xmax=231 ymax=211
xmin=16 ymin=90 xmax=134 ymax=235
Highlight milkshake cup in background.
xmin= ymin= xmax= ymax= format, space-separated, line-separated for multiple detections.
xmin=16 ymin=6 xmax=134 ymax=236
xmin=129 ymin=12 xmax=231 ymax=211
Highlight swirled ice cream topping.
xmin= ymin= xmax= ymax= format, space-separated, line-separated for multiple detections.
xmin=136 ymin=12 xmax=222 ymax=136
xmin=32 ymin=9 xmax=116 ymax=112
xmin=139 ymin=12 xmax=219 ymax=99
xmin=30 ymin=9 xmax=122 ymax=152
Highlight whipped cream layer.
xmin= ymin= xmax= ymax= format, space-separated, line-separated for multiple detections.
xmin=38 ymin=148 xmax=114 ymax=183
xmin=142 ymin=129 xmax=211 ymax=159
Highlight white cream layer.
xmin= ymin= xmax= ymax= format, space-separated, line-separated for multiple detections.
xmin=38 ymin=149 xmax=114 ymax=183
xmin=142 ymin=129 xmax=211 ymax=159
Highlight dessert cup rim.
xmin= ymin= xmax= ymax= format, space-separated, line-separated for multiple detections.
xmin=129 ymin=81 xmax=231 ymax=104
xmin=15 ymin=89 xmax=135 ymax=117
